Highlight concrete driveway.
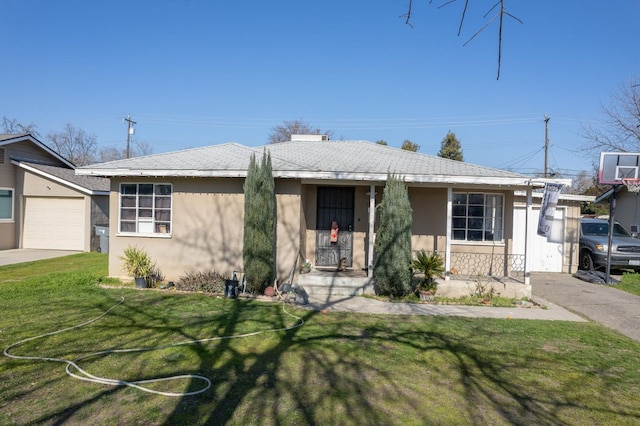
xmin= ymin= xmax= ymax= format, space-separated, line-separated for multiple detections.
xmin=532 ymin=272 xmax=640 ymax=342
xmin=0 ymin=249 xmax=81 ymax=267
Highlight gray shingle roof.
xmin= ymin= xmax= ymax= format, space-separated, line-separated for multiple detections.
xmin=18 ymin=161 xmax=110 ymax=193
xmin=77 ymin=140 xmax=533 ymax=185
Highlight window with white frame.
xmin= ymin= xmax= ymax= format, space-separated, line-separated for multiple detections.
xmin=119 ymin=183 xmax=172 ymax=234
xmin=452 ymin=192 xmax=504 ymax=242
xmin=0 ymin=188 xmax=14 ymax=221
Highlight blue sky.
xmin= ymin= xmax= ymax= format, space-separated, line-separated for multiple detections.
xmin=2 ymin=1 xmax=639 ymax=179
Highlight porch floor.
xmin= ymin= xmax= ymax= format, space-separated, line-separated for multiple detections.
xmin=295 ymin=269 xmax=528 ymax=298
xmin=296 ymin=268 xmax=373 ymax=296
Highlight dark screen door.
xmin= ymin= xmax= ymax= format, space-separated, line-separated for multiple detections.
xmin=315 ymin=187 xmax=354 ymax=267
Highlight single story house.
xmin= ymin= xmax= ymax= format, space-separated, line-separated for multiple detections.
xmin=77 ymin=135 xmax=575 ymax=298
xmin=0 ymin=134 xmax=110 ymax=252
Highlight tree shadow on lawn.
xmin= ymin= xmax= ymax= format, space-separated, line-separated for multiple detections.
xmin=162 ymin=301 xmax=640 ymax=425
xmin=5 ymin=290 xmax=640 ymax=425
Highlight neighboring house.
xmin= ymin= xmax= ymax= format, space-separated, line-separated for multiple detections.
xmin=0 ymin=134 xmax=110 ymax=252
xmin=77 ymin=135 xmax=575 ymax=297
xmin=595 ymin=185 xmax=640 ymax=234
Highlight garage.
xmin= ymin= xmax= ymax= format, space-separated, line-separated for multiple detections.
xmin=513 ymin=207 xmax=566 ymax=273
xmin=23 ymin=196 xmax=85 ymax=250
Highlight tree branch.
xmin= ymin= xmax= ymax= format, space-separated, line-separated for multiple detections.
xmin=404 ymin=0 xmax=523 ymax=80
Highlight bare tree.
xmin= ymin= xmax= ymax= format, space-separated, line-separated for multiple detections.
xmin=402 ymin=0 xmax=522 ymax=79
xmin=47 ymin=123 xmax=98 ymax=166
xmin=133 ymin=139 xmax=153 ymax=156
xmin=582 ymin=77 xmax=640 ymax=155
xmin=2 ymin=116 xmax=41 ymax=138
xmin=98 ymin=140 xmax=153 ymax=162
xmin=268 ymin=119 xmax=333 ymax=144
xmin=97 ymin=146 xmax=124 ymax=163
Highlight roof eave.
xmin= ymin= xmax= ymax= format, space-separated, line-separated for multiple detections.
xmin=77 ymin=168 xmax=537 ymax=187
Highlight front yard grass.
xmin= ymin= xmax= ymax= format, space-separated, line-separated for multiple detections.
xmin=617 ymin=272 xmax=640 ymax=296
xmin=2 ymin=253 xmax=640 ymax=425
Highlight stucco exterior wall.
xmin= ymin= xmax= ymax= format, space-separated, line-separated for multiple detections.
xmin=275 ymin=179 xmax=302 ymax=282
xmin=352 ymin=186 xmax=374 ymax=271
xmin=109 ymin=177 xmax=304 ymax=284
xmin=410 ymin=187 xmax=447 ymax=254
xmin=109 ymin=177 xmax=245 ymax=282
xmin=0 ymin=147 xmax=17 ymax=249
xmin=0 ymin=223 xmax=14 ymax=249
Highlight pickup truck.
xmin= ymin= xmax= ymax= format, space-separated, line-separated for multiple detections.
xmin=579 ymin=218 xmax=640 ymax=271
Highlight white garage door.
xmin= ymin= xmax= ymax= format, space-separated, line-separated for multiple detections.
xmin=23 ymin=197 xmax=85 ymax=250
xmin=513 ymin=207 xmax=565 ymax=272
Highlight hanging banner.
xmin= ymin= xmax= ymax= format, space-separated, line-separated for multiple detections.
xmin=537 ymin=183 xmax=563 ymax=238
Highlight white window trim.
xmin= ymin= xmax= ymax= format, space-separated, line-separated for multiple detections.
xmin=0 ymin=187 xmax=14 ymax=222
xmin=117 ymin=183 xmax=172 ymax=237
xmin=451 ymin=191 xmax=505 ymax=243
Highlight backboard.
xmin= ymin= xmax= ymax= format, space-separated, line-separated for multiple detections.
xmin=598 ymin=152 xmax=640 ymax=185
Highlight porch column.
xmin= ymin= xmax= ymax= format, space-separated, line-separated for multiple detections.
xmin=368 ymin=184 xmax=375 ymax=278
xmin=445 ymin=187 xmax=452 ymax=281
xmin=524 ymin=188 xmax=533 ymax=286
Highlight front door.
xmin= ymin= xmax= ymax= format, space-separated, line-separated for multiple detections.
xmin=315 ymin=187 xmax=354 ymax=268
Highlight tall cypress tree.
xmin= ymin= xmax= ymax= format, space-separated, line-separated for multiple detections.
xmin=373 ymin=174 xmax=413 ymax=296
xmin=243 ymin=150 xmax=276 ymax=293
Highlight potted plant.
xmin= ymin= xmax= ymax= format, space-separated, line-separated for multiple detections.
xmin=119 ymin=245 xmax=156 ymax=288
xmin=412 ymin=250 xmax=445 ymax=301
xmin=300 ymin=259 xmax=312 ymax=274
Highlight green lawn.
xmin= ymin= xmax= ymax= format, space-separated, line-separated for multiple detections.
xmin=618 ymin=273 xmax=640 ymax=296
xmin=2 ymin=253 xmax=640 ymax=425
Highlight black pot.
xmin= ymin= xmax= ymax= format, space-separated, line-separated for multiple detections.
xmin=134 ymin=277 xmax=147 ymax=288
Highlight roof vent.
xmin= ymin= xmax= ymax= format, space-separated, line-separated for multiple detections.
xmin=290 ymin=134 xmax=329 ymax=142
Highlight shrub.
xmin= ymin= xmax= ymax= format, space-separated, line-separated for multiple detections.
xmin=373 ymin=174 xmax=413 ymax=296
xmin=118 ymin=245 xmax=160 ymax=288
xmin=243 ymin=151 xmax=276 ymax=293
xmin=175 ymin=271 xmax=228 ymax=293
xmin=412 ymin=250 xmax=444 ymax=294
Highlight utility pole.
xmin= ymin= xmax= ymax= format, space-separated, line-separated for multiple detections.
xmin=544 ymin=114 xmax=550 ymax=178
xmin=124 ymin=115 xmax=136 ymax=159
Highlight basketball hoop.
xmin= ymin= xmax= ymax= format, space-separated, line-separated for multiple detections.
xmin=622 ymin=178 xmax=640 ymax=193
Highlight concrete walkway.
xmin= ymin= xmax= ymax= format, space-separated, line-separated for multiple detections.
xmin=305 ymin=292 xmax=585 ymax=321
xmin=0 ymin=249 xmax=81 ymax=266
